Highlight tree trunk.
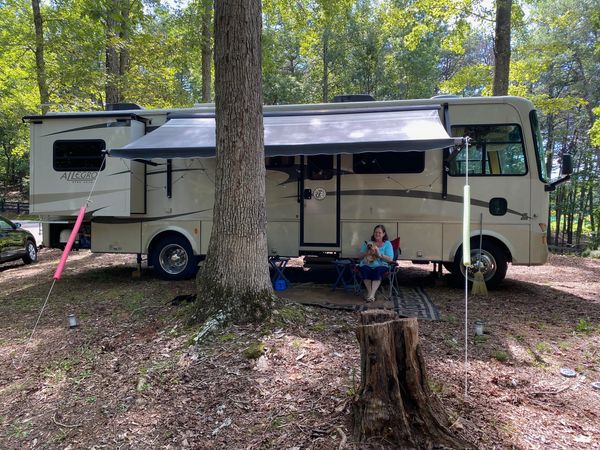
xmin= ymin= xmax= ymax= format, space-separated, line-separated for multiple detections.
xmin=554 ymin=187 xmax=563 ymax=246
xmin=119 ymin=0 xmax=130 ymax=81
xmin=201 ymin=0 xmax=212 ymax=103
xmin=322 ymin=27 xmax=330 ymax=103
xmin=492 ymin=0 xmax=512 ymax=96
xmin=193 ymin=0 xmax=273 ymax=325
xmin=588 ymin=186 xmax=596 ymax=241
xmin=575 ymin=175 xmax=588 ymax=246
xmin=105 ymin=0 xmax=121 ymax=104
xmin=353 ymin=310 xmax=470 ymax=448
xmin=545 ymin=113 xmax=555 ymax=244
xmin=31 ymin=0 xmax=49 ymax=114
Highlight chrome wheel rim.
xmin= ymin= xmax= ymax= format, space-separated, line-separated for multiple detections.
xmin=27 ymin=243 xmax=37 ymax=260
xmin=460 ymin=248 xmax=497 ymax=282
xmin=158 ymin=244 xmax=188 ymax=275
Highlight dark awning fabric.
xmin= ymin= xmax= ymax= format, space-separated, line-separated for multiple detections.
xmin=109 ymin=107 xmax=463 ymax=159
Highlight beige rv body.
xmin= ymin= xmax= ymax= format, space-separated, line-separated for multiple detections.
xmin=27 ymin=96 xmax=550 ymax=282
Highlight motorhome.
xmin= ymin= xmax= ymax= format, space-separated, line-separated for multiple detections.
xmin=24 ymin=96 xmax=571 ymax=286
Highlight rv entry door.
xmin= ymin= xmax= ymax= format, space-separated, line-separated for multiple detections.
xmin=300 ymin=155 xmax=340 ymax=249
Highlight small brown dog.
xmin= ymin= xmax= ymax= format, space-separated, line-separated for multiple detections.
xmin=363 ymin=242 xmax=379 ymax=264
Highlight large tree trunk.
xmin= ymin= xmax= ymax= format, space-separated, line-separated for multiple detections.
xmin=193 ymin=0 xmax=273 ymax=325
xmin=200 ymin=0 xmax=212 ymax=103
xmin=105 ymin=0 xmax=121 ymax=104
xmin=492 ymin=0 xmax=512 ymax=96
xmin=31 ymin=0 xmax=49 ymax=114
xmin=105 ymin=0 xmax=130 ymax=105
xmin=353 ymin=310 xmax=470 ymax=448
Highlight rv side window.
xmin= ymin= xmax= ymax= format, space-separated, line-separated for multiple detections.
xmin=449 ymin=125 xmax=526 ymax=176
xmin=53 ymin=140 xmax=107 ymax=171
xmin=265 ymin=156 xmax=294 ymax=168
xmin=352 ymin=152 xmax=425 ymax=174
xmin=307 ymin=155 xmax=334 ymax=180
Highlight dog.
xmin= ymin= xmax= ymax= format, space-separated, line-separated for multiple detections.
xmin=363 ymin=242 xmax=379 ymax=264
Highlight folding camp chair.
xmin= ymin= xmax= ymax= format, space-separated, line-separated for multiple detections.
xmin=383 ymin=237 xmax=401 ymax=299
xmin=353 ymin=237 xmax=401 ymax=301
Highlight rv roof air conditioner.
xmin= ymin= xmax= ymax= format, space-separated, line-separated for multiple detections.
xmin=332 ymin=94 xmax=375 ymax=102
xmin=105 ymin=103 xmax=144 ymax=111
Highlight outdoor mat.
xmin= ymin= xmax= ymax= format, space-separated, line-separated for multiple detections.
xmin=293 ymin=286 xmax=440 ymax=321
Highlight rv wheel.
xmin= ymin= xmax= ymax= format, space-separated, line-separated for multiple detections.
xmin=150 ymin=235 xmax=198 ymax=280
xmin=453 ymin=240 xmax=508 ymax=289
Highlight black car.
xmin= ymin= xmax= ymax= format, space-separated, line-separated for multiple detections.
xmin=0 ymin=216 xmax=38 ymax=266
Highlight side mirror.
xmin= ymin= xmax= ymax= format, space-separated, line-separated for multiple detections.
xmin=15 ymin=222 xmax=21 ymax=229
xmin=561 ymin=154 xmax=573 ymax=176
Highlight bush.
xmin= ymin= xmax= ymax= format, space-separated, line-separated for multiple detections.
xmin=581 ymin=249 xmax=600 ymax=259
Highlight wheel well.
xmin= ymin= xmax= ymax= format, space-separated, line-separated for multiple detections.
xmin=469 ymin=236 xmax=512 ymax=263
xmin=147 ymin=231 xmax=192 ymax=262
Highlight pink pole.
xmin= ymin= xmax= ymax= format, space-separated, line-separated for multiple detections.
xmin=53 ymin=207 xmax=86 ymax=281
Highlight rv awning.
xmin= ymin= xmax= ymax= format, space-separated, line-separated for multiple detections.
xmin=109 ymin=106 xmax=463 ymax=159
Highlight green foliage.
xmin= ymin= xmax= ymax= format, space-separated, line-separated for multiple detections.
xmin=575 ymin=318 xmax=599 ymax=334
xmin=535 ymin=342 xmax=550 ymax=353
xmin=492 ymin=350 xmax=510 ymax=363
xmin=274 ymin=304 xmax=306 ymax=325
xmin=590 ymin=107 xmax=600 ymax=147
xmin=242 ymin=341 xmax=266 ymax=359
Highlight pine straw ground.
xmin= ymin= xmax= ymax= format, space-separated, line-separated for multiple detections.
xmin=0 ymin=250 xmax=598 ymax=450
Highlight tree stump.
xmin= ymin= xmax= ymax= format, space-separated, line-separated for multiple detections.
xmin=353 ymin=310 xmax=470 ymax=449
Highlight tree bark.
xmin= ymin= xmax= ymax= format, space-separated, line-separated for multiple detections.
xmin=200 ymin=0 xmax=212 ymax=103
xmin=31 ymin=0 xmax=49 ymax=114
xmin=545 ymin=113 xmax=555 ymax=244
xmin=554 ymin=186 xmax=563 ymax=246
xmin=193 ymin=0 xmax=273 ymax=325
xmin=322 ymin=27 xmax=330 ymax=103
xmin=105 ymin=0 xmax=130 ymax=105
xmin=492 ymin=0 xmax=512 ymax=96
xmin=353 ymin=310 xmax=470 ymax=448
xmin=105 ymin=0 xmax=121 ymax=104
xmin=119 ymin=0 xmax=131 ymax=80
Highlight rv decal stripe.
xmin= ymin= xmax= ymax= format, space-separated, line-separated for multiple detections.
xmin=92 ymin=210 xmax=210 ymax=224
xmin=337 ymin=189 xmax=525 ymax=217
xmin=31 ymin=189 xmax=127 ymax=204
xmin=146 ymin=168 xmax=206 ymax=176
xmin=42 ymin=122 xmax=128 ymax=137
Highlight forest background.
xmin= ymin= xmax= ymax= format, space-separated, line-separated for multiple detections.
xmin=0 ymin=0 xmax=598 ymax=250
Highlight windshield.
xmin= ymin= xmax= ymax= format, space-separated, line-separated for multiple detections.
xmin=530 ymin=110 xmax=549 ymax=182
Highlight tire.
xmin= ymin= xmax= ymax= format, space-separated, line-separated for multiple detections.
xmin=452 ymin=240 xmax=508 ymax=289
xmin=22 ymin=240 xmax=38 ymax=264
xmin=149 ymin=235 xmax=198 ymax=280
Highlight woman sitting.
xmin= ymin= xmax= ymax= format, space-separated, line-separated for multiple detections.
xmin=358 ymin=224 xmax=394 ymax=302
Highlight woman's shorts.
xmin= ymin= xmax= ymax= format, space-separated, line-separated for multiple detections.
xmin=359 ymin=265 xmax=389 ymax=280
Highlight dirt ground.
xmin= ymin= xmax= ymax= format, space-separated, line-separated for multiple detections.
xmin=0 ymin=249 xmax=598 ymax=449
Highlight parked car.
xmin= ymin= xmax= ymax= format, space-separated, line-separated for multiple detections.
xmin=0 ymin=215 xmax=38 ymax=266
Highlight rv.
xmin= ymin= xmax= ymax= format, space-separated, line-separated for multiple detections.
xmin=24 ymin=96 xmax=571 ymax=286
